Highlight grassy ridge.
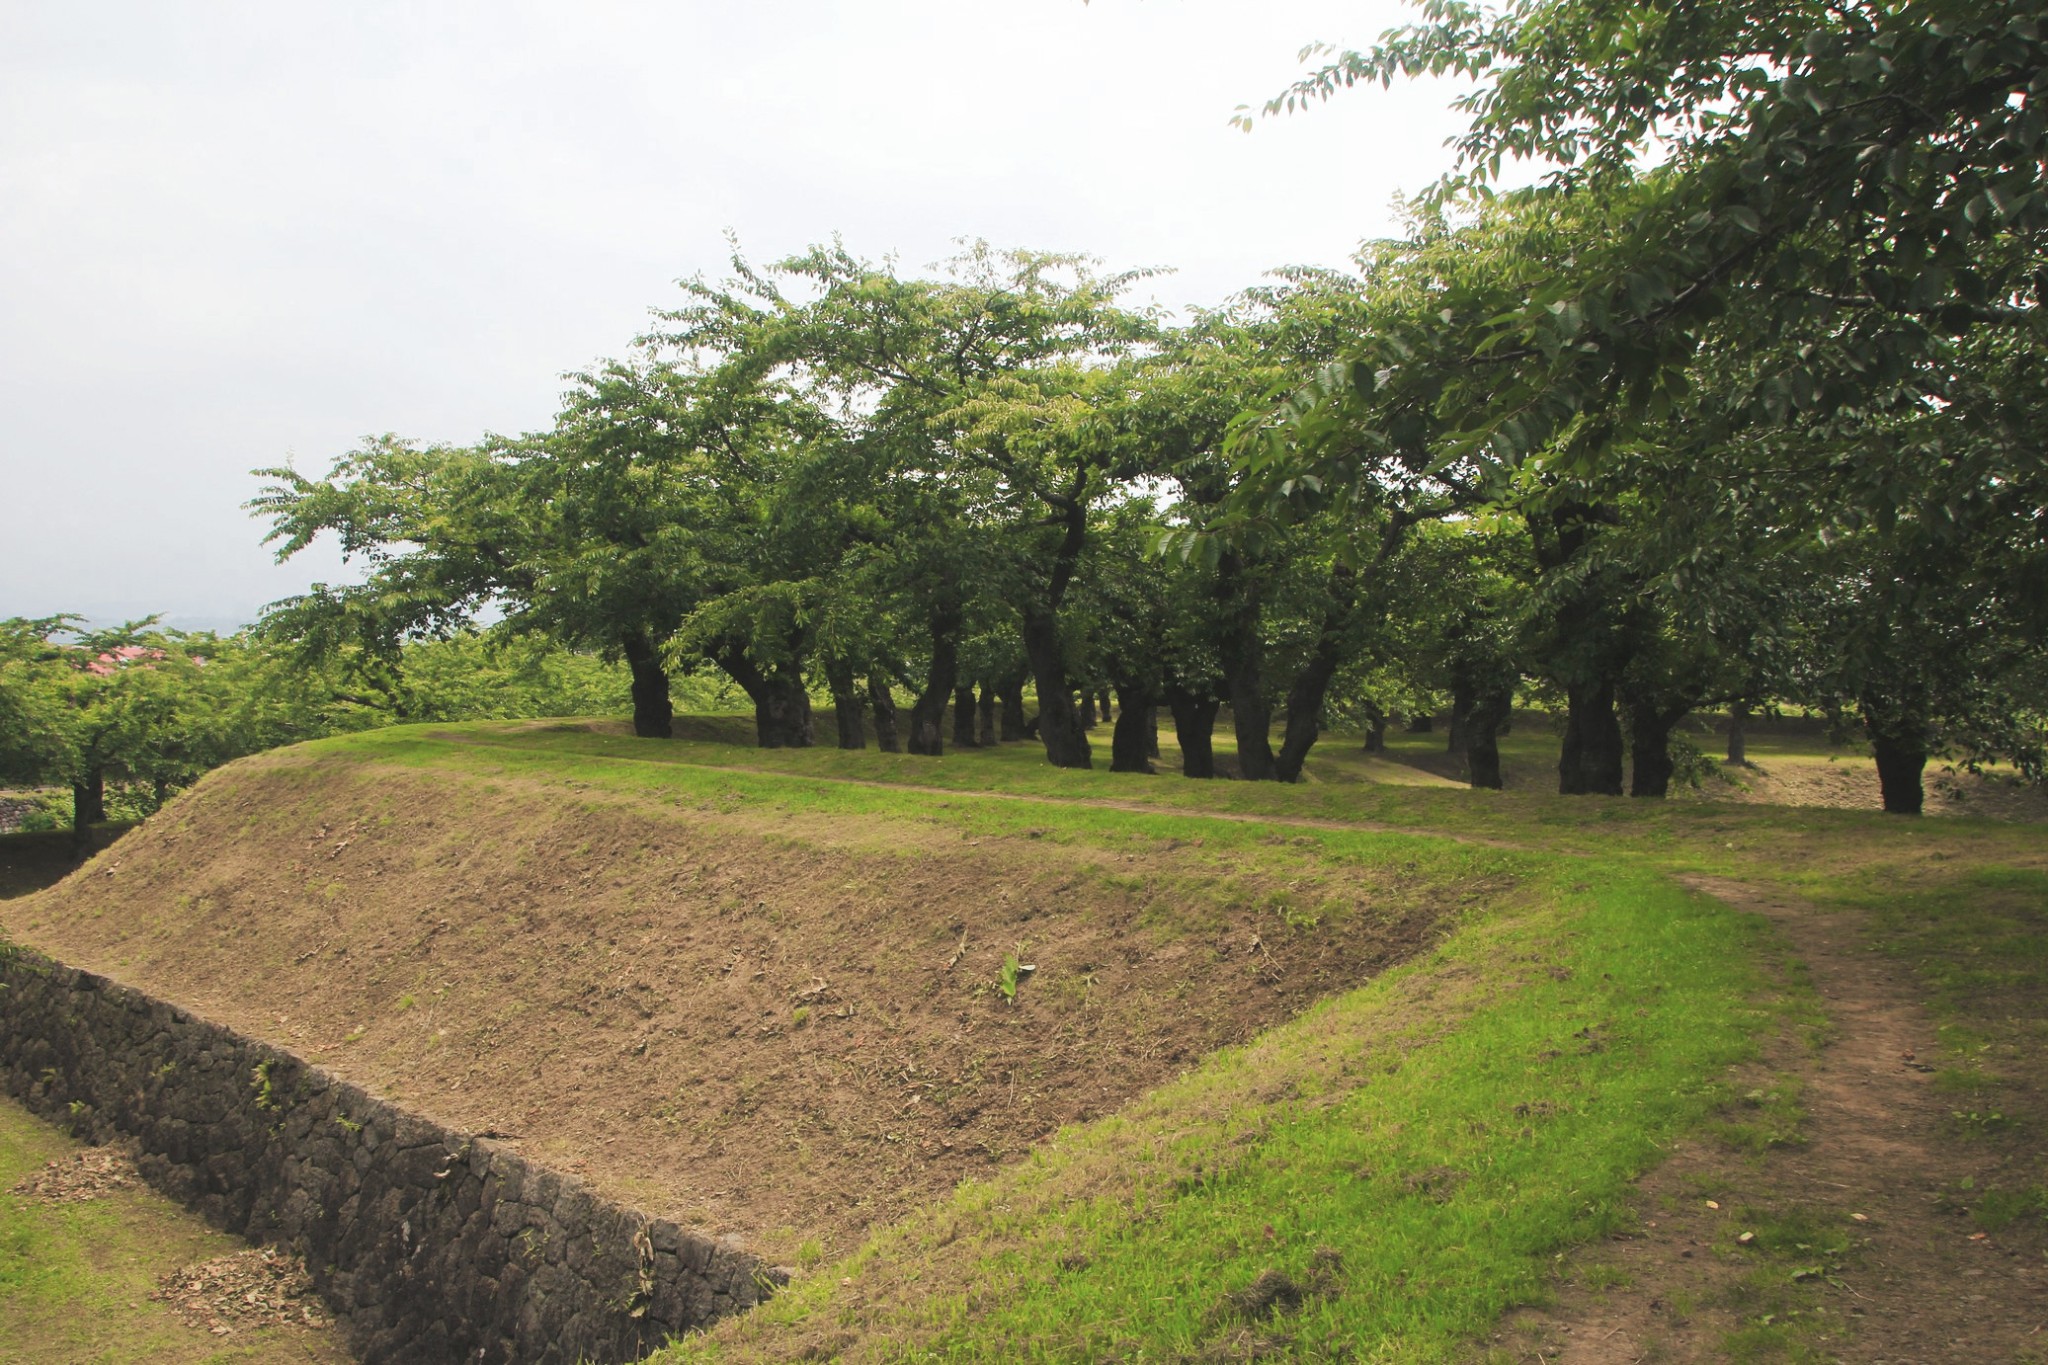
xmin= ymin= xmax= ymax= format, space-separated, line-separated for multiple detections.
xmin=19 ymin=720 xmax=2034 ymax=1361
xmin=653 ymin=864 xmax=1789 ymax=1362
xmin=335 ymin=721 xmax=2047 ymax=880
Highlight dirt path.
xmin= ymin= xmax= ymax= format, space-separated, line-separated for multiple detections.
xmin=1499 ymin=877 xmax=2047 ymax=1362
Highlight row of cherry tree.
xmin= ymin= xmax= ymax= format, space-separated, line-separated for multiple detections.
xmin=255 ymin=0 xmax=2046 ymax=814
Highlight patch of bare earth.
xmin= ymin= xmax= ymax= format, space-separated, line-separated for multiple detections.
xmin=1700 ymin=762 xmax=2048 ymax=821
xmin=1380 ymin=739 xmax=2046 ymax=823
xmin=1493 ymin=877 xmax=2048 ymax=1363
xmin=1 ymin=755 xmax=1463 ymax=1264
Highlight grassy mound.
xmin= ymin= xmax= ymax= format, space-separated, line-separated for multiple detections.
xmin=2 ymin=725 xmax=1501 ymax=1263
xmin=15 ymin=719 xmax=2038 ymax=1360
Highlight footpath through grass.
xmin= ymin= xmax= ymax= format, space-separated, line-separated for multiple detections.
xmin=1845 ymin=865 xmax=2048 ymax=1249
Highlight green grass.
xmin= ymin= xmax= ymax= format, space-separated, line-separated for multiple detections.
xmin=28 ymin=716 xmax=2042 ymax=1362
xmin=0 ymin=1097 xmax=341 ymax=1364
xmin=293 ymin=720 xmax=2046 ymax=887
xmin=647 ymin=862 xmax=1785 ymax=1363
xmin=229 ymin=718 xmax=2033 ymax=1360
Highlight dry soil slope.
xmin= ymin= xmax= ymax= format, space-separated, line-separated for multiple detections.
xmin=1 ymin=742 xmax=1473 ymax=1263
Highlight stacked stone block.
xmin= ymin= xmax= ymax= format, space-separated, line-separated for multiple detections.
xmin=0 ymin=948 xmax=774 ymax=1364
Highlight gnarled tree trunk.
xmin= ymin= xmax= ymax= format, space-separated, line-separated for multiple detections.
xmin=977 ymin=685 xmax=997 ymax=746
xmin=71 ymin=769 xmax=106 ymax=846
xmin=1625 ymin=698 xmax=1691 ymax=798
xmin=1872 ymin=738 xmax=1927 ymax=815
xmin=1272 ymin=588 xmax=1354 ymax=784
xmin=1022 ymin=486 xmax=1093 ymax=770
xmin=1864 ymin=702 xmax=1930 ymax=815
xmin=997 ymin=667 xmax=1028 ymax=741
xmin=1023 ymin=610 xmax=1090 ymax=768
xmin=825 ymin=657 xmax=865 ymax=750
xmin=1558 ymin=679 xmax=1624 ymax=796
xmin=868 ymin=673 xmax=901 ymax=753
xmin=1446 ymin=688 xmax=1472 ymax=756
xmin=715 ymin=644 xmax=813 ymax=749
xmin=952 ymin=684 xmax=979 ymax=749
xmin=906 ymin=593 xmax=962 ymax=757
xmin=621 ymin=629 xmax=673 ymax=739
xmin=1168 ymin=688 xmax=1220 ymax=779
xmin=1109 ymin=684 xmax=1154 ymax=773
xmin=1466 ymin=684 xmax=1514 ymax=790
xmin=1362 ymin=701 xmax=1387 ymax=754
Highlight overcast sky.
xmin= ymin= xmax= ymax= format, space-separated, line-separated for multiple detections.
xmin=0 ymin=0 xmax=1475 ymax=631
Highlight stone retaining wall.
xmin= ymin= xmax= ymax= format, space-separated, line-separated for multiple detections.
xmin=0 ymin=946 xmax=773 ymax=1364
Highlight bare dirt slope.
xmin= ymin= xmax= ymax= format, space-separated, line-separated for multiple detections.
xmin=1 ymin=748 xmax=1466 ymax=1264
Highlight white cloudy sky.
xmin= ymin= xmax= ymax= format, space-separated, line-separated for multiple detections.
xmin=0 ymin=0 xmax=1476 ymax=629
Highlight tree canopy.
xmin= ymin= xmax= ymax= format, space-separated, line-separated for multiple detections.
xmin=226 ymin=0 xmax=2044 ymax=816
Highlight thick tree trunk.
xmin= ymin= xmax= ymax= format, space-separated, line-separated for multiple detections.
xmin=756 ymin=673 xmax=813 ymax=748
xmin=72 ymin=769 xmax=106 ymax=837
xmin=998 ymin=673 xmax=1028 ymax=741
xmin=1022 ymin=484 xmax=1093 ymax=769
xmin=1109 ymin=685 xmax=1154 ymax=773
xmin=1466 ymin=685 xmax=1514 ymax=790
xmin=1023 ymin=611 xmax=1091 ymax=768
xmin=825 ymin=657 xmax=866 ymax=750
xmin=621 ymin=629 xmax=673 ymax=739
xmin=1272 ymin=573 xmax=1358 ymax=784
xmin=1446 ymin=689 xmax=1472 ymax=756
xmin=1273 ymin=653 xmax=1342 ymax=784
xmin=952 ymin=685 xmax=979 ymax=748
xmin=1626 ymin=700 xmax=1687 ymax=798
xmin=1558 ymin=679 xmax=1624 ymax=796
xmin=1168 ymin=690 xmax=1220 ymax=779
xmin=1865 ymin=710 xmax=1928 ymax=815
xmin=1230 ymin=689 xmax=1275 ymax=779
xmin=1215 ymin=552 xmax=1276 ymax=781
xmin=1221 ymin=610 xmax=1277 ymax=780
xmin=906 ymin=596 xmax=962 ymax=757
xmin=715 ymin=645 xmax=812 ymax=749
xmin=977 ymin=686 xmax=998 ymax=746
xmin=1077 ymin=692 xmax=1097 ymax=728
xmin=1362 ymin=702 xmax=1387 ymax=754
xmin=1871 ymin=738 xmax=1927 ymax=815
xmin=868 ymin=673 xmax=901 ymax=753
xmin=1726 ymin=704 xmax=1750 ymax=767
